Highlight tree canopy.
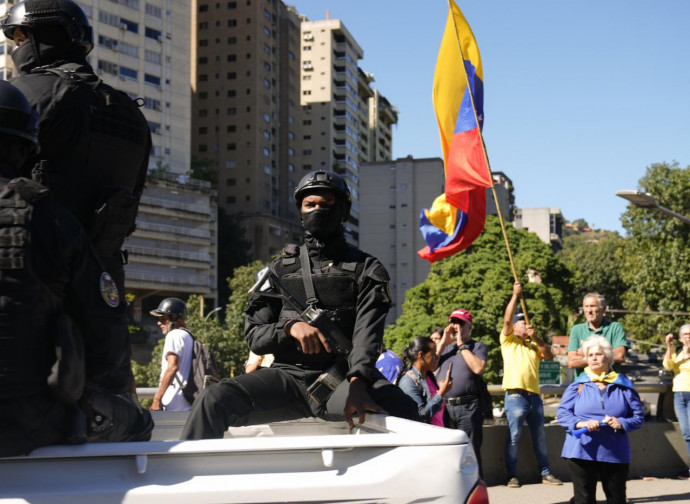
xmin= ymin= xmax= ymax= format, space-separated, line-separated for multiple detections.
xmin=384 ymin=215 xmax=575 ymax=383
xmin=619 ymin=162 xmax=690 ymax=345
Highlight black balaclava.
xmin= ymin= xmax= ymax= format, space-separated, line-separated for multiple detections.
xmin=11 ymin=25 xmax=80 ymax=73
xmin=301 ymin=199 xmax=346 ymax=243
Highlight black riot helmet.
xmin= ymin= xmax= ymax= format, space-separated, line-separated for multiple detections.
xmin=1 ymin=0 xmax=94 ymax=55
xmin=150 ymin=298 xmax=187 ymax=321
xmin=0 ymin=80 xmax=39 ymax=156
xmin=294 ymin=170 xmax=352 ymax=221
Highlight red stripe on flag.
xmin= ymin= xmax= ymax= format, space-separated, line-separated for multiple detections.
xmin=445 ymin=127 xmax=492 ymax=211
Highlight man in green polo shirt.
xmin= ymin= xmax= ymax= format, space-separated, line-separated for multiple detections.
xmin=567 ymin=293 xmax=628 ymax=377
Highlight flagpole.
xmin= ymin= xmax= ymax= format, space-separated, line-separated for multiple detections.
xmin=447 ymin=0 xmax=530 ymax=323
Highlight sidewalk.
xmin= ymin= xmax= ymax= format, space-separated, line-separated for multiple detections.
xmin=487 ymin=477 xmax=690 ymax=503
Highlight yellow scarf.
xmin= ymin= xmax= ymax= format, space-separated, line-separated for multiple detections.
xmin=584 ymin=366 xmax=618 ymax=384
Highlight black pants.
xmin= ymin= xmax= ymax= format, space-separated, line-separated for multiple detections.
xmin=180 ymin=365 xmax=420 ymax=439
xmin=566 ymin=457 xmax=629 ymax=504
xmin=446 ymin=398 xmax=484 ymax=478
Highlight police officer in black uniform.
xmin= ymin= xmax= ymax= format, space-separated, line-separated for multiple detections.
xmin=181 ymin=171 xmax=419 ymax=438
xmin=0 ymin=81 xmax=152 ymax=456
xmin=1 ymin=0 xmax=151 ymax=398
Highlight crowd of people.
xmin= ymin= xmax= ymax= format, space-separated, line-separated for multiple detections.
xmin=0 ymin=3 xmax=688 ymax=504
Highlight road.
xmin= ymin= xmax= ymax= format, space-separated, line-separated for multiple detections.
xmin=487 ymin=477 xmax=690 ymax=503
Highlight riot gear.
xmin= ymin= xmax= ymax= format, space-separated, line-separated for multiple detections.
xmin=1 ymin=0 xmax=94 ymax=56
xmin=0 ymin=80 xmax=39 ymax=155
xmin=150 ymin=298 xmax=188 ymax=320
xmin=294 ymin=170 xmax=352 ymax=221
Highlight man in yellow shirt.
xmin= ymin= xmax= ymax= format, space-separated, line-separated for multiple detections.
xmin=500 ymin=282 xmax=562 ymax=488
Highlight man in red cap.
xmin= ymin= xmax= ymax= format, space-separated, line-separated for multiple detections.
xmin=436 ymin=308 xmax=487 ymax=477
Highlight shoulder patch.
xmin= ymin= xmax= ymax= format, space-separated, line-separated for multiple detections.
xmin=99 ymin=272 xmax=120 ymax=308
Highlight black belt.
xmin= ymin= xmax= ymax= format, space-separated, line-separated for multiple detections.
xmin=445 ymin=395 xmax=477 ymax=405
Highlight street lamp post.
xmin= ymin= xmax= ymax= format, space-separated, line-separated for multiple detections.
xmin=616 ymin=190 xmax=690 ymax=224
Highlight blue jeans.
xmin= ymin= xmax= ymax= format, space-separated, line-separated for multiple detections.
xmin=504 ymin=391 xmax=550 ymax=477
xmin=674 ymin=391 xmax=690 ymax=464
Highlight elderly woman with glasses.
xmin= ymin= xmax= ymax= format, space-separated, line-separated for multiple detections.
xmin=663 ymin=324 xmax=690 ymax=479
xmin=557 ymin=335 xmax=644 ymax=504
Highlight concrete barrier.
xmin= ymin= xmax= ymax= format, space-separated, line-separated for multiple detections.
xmin=480 ymin=420 xmax=688 ymax=486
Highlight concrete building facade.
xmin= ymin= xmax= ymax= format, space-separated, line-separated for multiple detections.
xmin=514 ymin=207 xmax=565 ymax=251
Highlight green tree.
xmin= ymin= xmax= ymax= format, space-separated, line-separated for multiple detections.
xmin=558 ymin=230 xmax=628 ymax=310
xmin=620 ymin=162 xmax=690 ymax=346
xmin=189 ymin=156 xmax=218 ymax=188
xmin=385 ymin=216 xmax=575 ymax=384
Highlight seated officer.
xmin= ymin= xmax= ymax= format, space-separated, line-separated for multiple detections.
xmin=0 ymin=81 xmax=151 ymax=456
xmin=181 ymin=170 xmax=419 ymax=439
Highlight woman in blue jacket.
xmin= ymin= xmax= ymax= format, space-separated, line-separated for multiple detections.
xmin=396 ymin=337 xmax=452 ymax=426
xmin=557 ymin=335 xmax=644 ymax=504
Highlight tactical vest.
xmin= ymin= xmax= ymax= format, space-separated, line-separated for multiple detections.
xmin=17 ymin=65 xmax=150 ymax=261
xmin=270 ymin=244 xmax=365 ymax=369
xmin=0 ymin=177 xmax=60 ymax=400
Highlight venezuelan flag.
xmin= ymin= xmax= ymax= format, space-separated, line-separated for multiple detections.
xmin=418 ymin=0 xmax=493 ymax=263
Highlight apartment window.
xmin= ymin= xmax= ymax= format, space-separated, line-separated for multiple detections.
xmin=262 ymin=148 xmax=270 ymax=157
xmin=119 ymin=66 xmax=137 ymax=80
xmin=145 ymin=3 xmax=162 ymax=17
xmin=199 ymin=21 xmax=208 ymax=29
xmin=145 ymin=27 xmax=162 ymax=40
xmin=228 ymin=19 xmax=237 ymax=27
xmin=263 ymin=9 xmax=270 ymax=20
xmin=199 ymin=4 xmax=208 ymax=12
xmin=227 ymin=54 xmax=236 ymax=62
xmin=98 ymin=11 xmax=119 ymax=28
xmin=120 ymin=18 xmax=138 ymax=33
xmin=303 ymin=149 xmax=312 ymax=155
xmin=288 ymin=164 xmax=294 ymax=172
xmin=263 ymin=27 xmax=270 ymax=37
xmin=227 ymin=90 xmax=236 ymax=97
xmin=198 ymin=144 xmax=208 ymax=152
xmin=226 ymin=196 xmax=236 ymax=204
xmin=198 ymin=109 xmax=208 ymax=117
xmin=288 ymin=148 xmax=294 ymax=156
xmin=199 ymin=74 xmax=208 ymax=82
xmin=198 ymin=56 xmax=208 ymax=64
xmin=263 ymin=113 xmax=270 ymax=122
xmin=227 ymin=36 xmax=236 ymax=44
xmin=121 ymin=0 xmax=140 ymax=10
xmin=263 ymin=44 xmax=270 ymax=54
xmin=198 ymin=92 xmax=207 ymax=100
xmin=144 ymin=50 xmax=161 ymax=64
xmin=144 ymin=74 xmax=161 ymax=86
xmin=148 ymin=121 xmax=161 ymax=135
xmin=227 ymin=178 xmax=236 ymax=186
xmin=97 ymin=60 xmax=118 ymax=76
xmin=227 ymin=143 xmax=236 ymax=150
xmin=227 ymin=72 xmax=236 ymax=79
xmin=199 ymin=39 xmax=208 ymax=47
xmin=198 ymin=127 xmax=208 ymax=134
xmin=226 ymin=125 xmax=236 ymax=132
xmin=227 ymin=107 xmax=236 ymax=115
xmin=263 ymin=78 xmax=270 ymax=88
xmin=263 ymin=130 xmax=270 ymax=139
xmin=228 ymin=1 xmax=237 ymax=7
xmin=246 ymin=17 xmax=251 ymax=24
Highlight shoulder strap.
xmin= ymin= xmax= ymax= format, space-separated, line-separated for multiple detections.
xmin=299 ymin=244 xmax=319 ymax=307
xmin=405 ymin=369 xmax=424 ymax=396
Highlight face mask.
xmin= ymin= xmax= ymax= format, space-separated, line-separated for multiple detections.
xmin=11 ymin=38 xmax=40 ymax=73
xmin=301 ymin=206 xmax=342 ymax=240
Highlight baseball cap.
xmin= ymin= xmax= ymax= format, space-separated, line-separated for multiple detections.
xmin=448 ymin=309 xmax=472 ymax=324
xmin=513 ymin=312 xmax=526 ymax=324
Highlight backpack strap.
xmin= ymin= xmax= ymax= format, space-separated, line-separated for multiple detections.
xmin=405 ymin=369 xmax=425 ymax=397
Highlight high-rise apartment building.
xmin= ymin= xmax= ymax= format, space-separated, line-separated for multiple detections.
xmin=300 ymin=18 xmax=397 ymax=243
xmin=192 ymin=0 xmax=305 ymax=261
xmin=514 ymin=207 xmax=564 ymax=251
xmin=359 ymin=157 xmax=514 ymax=326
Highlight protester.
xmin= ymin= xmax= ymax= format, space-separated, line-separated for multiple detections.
xmin=430 ymin=327 xmax=444 ymax=344
xmin=149 ymin=298 xmax=194 ymax=412
xmin=558 ymin=335 xmax=644 ymax=504
xmin=663 ymin=325 xmax=690 ymax=479
xmin=396 ymin=337 xmax=451 ymax=426
xmin=500 ymin=281 xmax=562 ymax=487
xmin=376 ymin=343 xmax=403 ymax=383
xmin=568 ymin=294 xmax=627 ymax=378
xmin=180 ymin=170 xmax=419 ymax=439
xmin=437 ymin=308 xmax=487 ymax=476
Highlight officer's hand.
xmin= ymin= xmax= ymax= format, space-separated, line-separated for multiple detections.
xmin=149 ymin=398 xmax=162 ymax=411
xmin=288 ymin=321 xmax=332 ymax=354
xmin=344 ymin=377 xmax=387 ymax=429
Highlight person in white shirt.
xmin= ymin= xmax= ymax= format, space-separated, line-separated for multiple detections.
xmin=149 ymin=298 xmax=194 ymax=412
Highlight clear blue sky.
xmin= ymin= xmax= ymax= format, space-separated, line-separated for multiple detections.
xmin=289 ymin=0 xmax=690 ymax=234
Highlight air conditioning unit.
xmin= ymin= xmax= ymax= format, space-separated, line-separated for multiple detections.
xmin=120 ymin=23 xmax=127 ymax=30
xmin=156 ymin=35 xmax=163 ymax=43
